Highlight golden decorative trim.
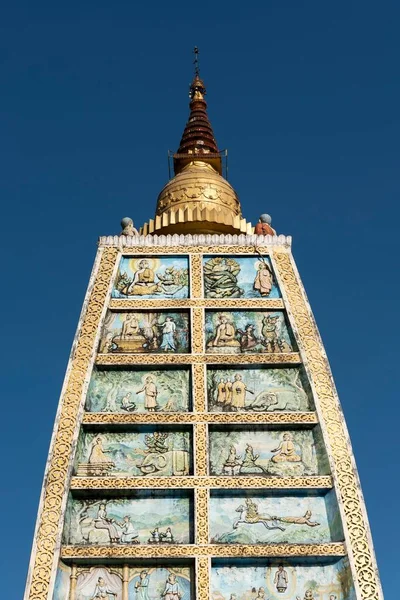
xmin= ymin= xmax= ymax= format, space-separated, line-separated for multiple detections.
xmin=195 ymin=489 xmax=209 ymax=545
xmin=196 ymin=558 xmax=210 ymax=600
xmin=70 ymin=475 xmax=333 ymax=490
xmin=193 ymin=363 xmax=206 ymax=413
xmin=96 ymin=352 xmax=301 ymax=365
xmin=27 ymin=247 xmax=118 ymax=600
xmin=195 ymin=423 xmax=208 ymax=476
xmin=60 ymin=543 xmax=346 ymax=559
xmin=82 ymin=411 xmax=318 ymax=425
xmin=192 ymin=307 xmax=204 ymax=354
xmin=108 ymin=298 xmax=285 ymax=309
xmin=119 ymin=245 xmax=274 ymax=255
xmin=272 ymin=250 xmax=382 ymax=600
xmin=190 ymin=254 xmax=203 ymax=298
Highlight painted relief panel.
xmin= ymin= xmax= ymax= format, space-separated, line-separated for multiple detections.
xmin=74 ymin=428 xmax=192 ymax=477
xmin=86 ymin=368 xmax=191 ymax=413
xmin=63 ymin=492 xmax=193 ymax=545
xmin=203 ymin=255 xmax=280 ymax=298
xmin=100 ymin=311 xmax=190 ymax=353
xmin=209 ymin=426 xmax=330 ymax=477
xmin=53 ymin=563 xmax=193 ymax=600
xmin=211 ymin=558 xmax=355 ymax=600
xmin=128 ymin=566 xmax=193 ymax=600
xmin=207 ymin=367 xmax=312 ymax=412
xmin=205 ymin=311 xmax=295 ymax=354
xmin=209 ymin=489 xmax=343 ymax=544
xmin=113 ymin=255 xmax=189 ymax=299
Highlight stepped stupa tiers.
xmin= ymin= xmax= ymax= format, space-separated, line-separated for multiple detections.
xmin=24 ymin=50 xmax=382 ymax=600
xmin=142 ymin=71 xmax=252 ymax=235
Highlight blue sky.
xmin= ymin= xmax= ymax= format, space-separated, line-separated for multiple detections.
xmin=1 ymin=1 xmax=397 ymax=597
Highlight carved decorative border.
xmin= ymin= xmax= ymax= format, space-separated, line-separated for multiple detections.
xmin=190 ymin=254 xmax=203 ymax=298
xmin=96 ymin=352 xmax=301 ymax=365
xmin=26 ymin=247 xmax=118 ymax=600
xmin=192 ymin=308 xmax=204 ymax=354
xmin=196 ymin=557 xmax=210 ymax=600
xmin=195 ymin=423 xmax=208 ymax=476
xmin=60 ymin=542 xmax=346 ymax=559
xmin=272 ymin=249 xmax=382 ymax=600
xmin=195 ymin=489 xmax=209 ymax=545
xmin=193 ymin=363 xmax=206 ymax=413
xmin=109 ymin=298 xmax=285 ymax=309
xmin=118 ymin=245 xmax=275 ymax=255
xmin=82 ymin=411 xmax=318 ymax=425
xmin=69 ymin=475 xmax=333 ymax=490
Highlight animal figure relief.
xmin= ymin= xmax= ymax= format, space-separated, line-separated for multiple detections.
xmin=233 ymin=499 xmax=320 ymax=533
xmin=233 ymin=499 xmax=285 ymax=531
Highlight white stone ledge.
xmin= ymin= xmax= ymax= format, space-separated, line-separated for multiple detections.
xmin=98 ymin=233 xmax=292 ymax=248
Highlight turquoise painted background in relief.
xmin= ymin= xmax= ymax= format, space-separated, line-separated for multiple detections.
xmin=129 ymin=566 xmax=192 ymax=600
xmin=211 ymin=558 xmax=355 ymax=600
xmin=113 ymin=256 xmax=189 ymax=299
xmin=209 ymin=427 xmax=330 ymax=477
xmin=52 ymin=564 xmax=193 ymax=600
xmin=74 ymin=429 xmax=192 ymax=477
xmin=209 ymin=490 xmax=343 ymax=544
xmin=205 ymin=311 xmax=295 ymax=355
xmin=203 ymin=256 xmax=280 ymax=299
xmin=100 ymin=311 xmax=190 ymax=353
xmin=207 ymin=367 xmax=312 ymax=412
xmin=86 ymin=368 xmax=191 ymax=412
xmin=63 ymin=493 xmax=193 ymax=545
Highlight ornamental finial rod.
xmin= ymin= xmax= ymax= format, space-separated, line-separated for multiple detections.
xmin=193 ymin=46 xmax=200 ymax=77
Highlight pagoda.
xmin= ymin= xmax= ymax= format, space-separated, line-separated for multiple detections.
xmin=24 ymin=55 xmax=382 ymax=600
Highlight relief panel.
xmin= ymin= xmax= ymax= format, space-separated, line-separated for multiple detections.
xmin=52 ymin=563 xmax=193 ymax=600
xmin=209 ymin=489 xmax=343 ymax=544
xmin=211 ymin=558 xmax=355 ymax=600
xmin=209 ymin=426 xmax=330 ymax=477
xmin=100 ymin=311 xmax=190 ymax=354
xmin=207 ymin=366 xmax=313 ymax=412
xmin=113 ymin=255 xmax=189 ymax=299
xmin=203 ymin=255 xmax=280 ymax=299
xmin=86 ymin=368 xmax=191 ymax=413
xmin=74 ymin=427 xmax=192 ymax=477
xmin=205 ymin=311 xmax=296 ymax=355
xmin=62 ymin=492 xmax=193 ymax=546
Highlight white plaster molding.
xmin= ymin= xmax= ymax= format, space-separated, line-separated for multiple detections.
xmin=98 ymin=233 xmax=292 ymax=248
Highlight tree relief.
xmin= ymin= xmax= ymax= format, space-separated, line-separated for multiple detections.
xmin=86 ymin=368 xmax=191 ymax=413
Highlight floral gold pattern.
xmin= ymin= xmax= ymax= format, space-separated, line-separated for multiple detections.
xmin=96 ymin=352 xmax=301 ymax=365
xmin=60 ymin=542 xmax=346 ymax=559
xmin=69 ymin=475 xmax=333 ymax=490
xmin=82 ymin=412 xmax=318 ymax=425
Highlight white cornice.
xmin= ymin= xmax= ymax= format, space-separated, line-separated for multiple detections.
xmin=98 ymin=233 xmax=292 ymax=248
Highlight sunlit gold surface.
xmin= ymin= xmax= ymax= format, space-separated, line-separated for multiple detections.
xmin=147 ymin=161 xmax=252 ymax=235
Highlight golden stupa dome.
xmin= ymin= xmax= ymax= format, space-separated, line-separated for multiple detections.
xmin=154 ymin=161 xmax=242 ymax=234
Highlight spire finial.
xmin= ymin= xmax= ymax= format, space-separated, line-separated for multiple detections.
xmin=193 ymin=46 xmax=200 ymax=77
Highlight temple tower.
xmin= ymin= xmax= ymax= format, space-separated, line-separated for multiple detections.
xmin=25 ymin=61 xmax=382 ymax=600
